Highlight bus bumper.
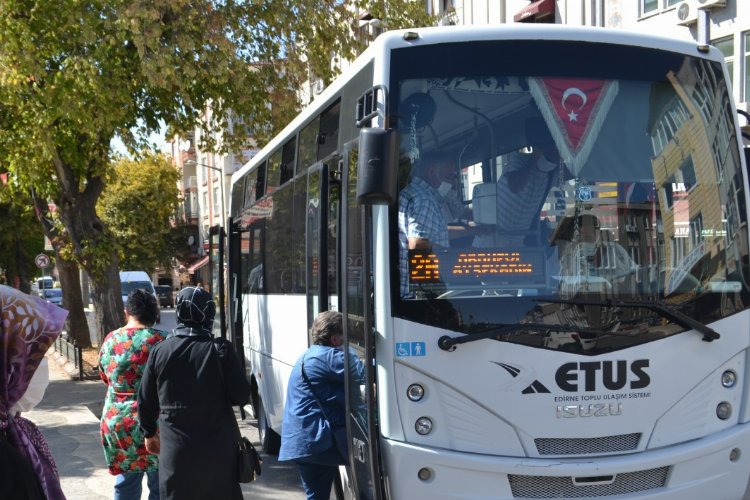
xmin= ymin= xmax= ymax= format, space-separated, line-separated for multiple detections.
xmin=380 ymin=422 xmax=750 ymax=499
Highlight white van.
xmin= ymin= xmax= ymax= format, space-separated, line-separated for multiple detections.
xmin=119 ymin=271 xmax=160 ymax=324
xmin=33 ymin=277 xmax=55 ymax=297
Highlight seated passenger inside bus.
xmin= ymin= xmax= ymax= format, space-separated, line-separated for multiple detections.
xmin=474 ymin=118 xmax=568 ymax=248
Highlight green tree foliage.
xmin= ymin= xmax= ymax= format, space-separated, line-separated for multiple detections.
xmin=0 ymin=0 xmax=434 ymax=338
xmin=0 ymin=188 xmax=44 ymax=292
xmin=98 ymin=154 xmax=181 ymax=273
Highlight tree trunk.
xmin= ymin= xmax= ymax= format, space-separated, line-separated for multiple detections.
xmin=55 ymin=257 xmax=91 ymax=347
xmin=14 ymin=234 xmax=32 ymax=294
xmin=30 ymin=192 xmax=92 ymax=347
xmin=53 ymin=172 xmax=123 ymax=343
xmin=90 ymin=265 xmax=124 ymax=343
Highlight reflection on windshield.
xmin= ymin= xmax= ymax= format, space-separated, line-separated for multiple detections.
xmin=393 ymin=43 xmax=749 ymax=353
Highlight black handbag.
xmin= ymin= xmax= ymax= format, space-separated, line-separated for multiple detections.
xmin=211 ymin=340 xmax=262 ymax=483
xmin=237 ymin=435 xmax=262 ymax=483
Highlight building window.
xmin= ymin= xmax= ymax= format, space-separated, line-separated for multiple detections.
xmin=641 ymin=0 xmax=680 ymax=17
xmin=715 ymin=36 xmax=735 ymax=99
xmin=650 ymin=98 xmax=690 ymax=156
xmin=744 ymin=32 xmax=750 ymax=102
xmin=690 ymin=213 xmax=704 ymax=248
xmin=671 ymin=236 xmax=688 ymax=267
xmin=642 ymin=0 xmax=658 ymax=15
xmin=213 ymin=184 xmax=220 ymax=213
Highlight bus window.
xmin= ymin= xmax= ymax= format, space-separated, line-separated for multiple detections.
xmin=280 ymin=137 xmax=296 ymax=185
xmin=255 ymin=160 xmax=267 ymax=200
xmin=243 ymin=170 xmax=257 ymax=208
xmin=267 ymin=150 xmax=281 ymax=194
xmin=298 ymin=117 xmax=320 ymax=175
xmin=318 ymin=101 xmax=341 ymax=160
xmin=291 ymin=177 xmax=307 ymax=293
xmin=230 ymin=177 xmax=245 ymax=219
xmin=247 ymin=226 xmax=264 ymax=294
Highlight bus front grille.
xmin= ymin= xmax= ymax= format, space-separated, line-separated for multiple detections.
xmin=508 ymin=466 xmax=669 ymax=498
xmin=535 ymin=433 xmax=641 ymax=455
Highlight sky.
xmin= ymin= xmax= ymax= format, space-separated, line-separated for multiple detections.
xmin=111 ymin=125 xmax=170 ymax=157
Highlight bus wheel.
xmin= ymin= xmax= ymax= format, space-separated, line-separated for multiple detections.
xmin=257 ymin=394 xmax=281 ymax=455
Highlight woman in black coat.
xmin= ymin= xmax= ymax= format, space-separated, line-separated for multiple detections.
xmin=137 ymin=286 xmax=251 ymax=500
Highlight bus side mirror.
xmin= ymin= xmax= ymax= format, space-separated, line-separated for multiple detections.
xmin=357 ymin=128 xmax=397 ymax=205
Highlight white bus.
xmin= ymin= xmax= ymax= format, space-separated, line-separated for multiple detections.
xmin=221 ymin=25 xmax=750 ymax=499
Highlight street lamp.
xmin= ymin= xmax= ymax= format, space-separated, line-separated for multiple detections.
xmin=183 ymin=159 xmax=226 ymax=230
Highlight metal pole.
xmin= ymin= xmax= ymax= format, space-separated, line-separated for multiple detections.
xmin=697 ymin=8 xmax=709 ymax=46
xmin=219 ymin=165 xmax=226 ymax=230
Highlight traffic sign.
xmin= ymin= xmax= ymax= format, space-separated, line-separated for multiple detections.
xmin=35 ymin=253 xmax=50 ymax=269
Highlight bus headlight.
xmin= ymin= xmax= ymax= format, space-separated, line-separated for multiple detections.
xmin=721 ymin=370 xmax=737 ymax=388
xmin=717 ymin=401 xmax=732 ymax=420
xmin=407 ymin=384 xmax=425 ymax=401
xmin=415 ymin=417 xmax=433 ymax=435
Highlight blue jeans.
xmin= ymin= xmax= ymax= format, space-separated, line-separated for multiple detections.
xmin=296 ymin=446 xmax=343 ymax=500
xmin=114 ymin=470 xmax=159 ymax=500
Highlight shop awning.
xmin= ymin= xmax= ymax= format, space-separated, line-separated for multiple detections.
xmin=187 ymin=256 xmax=209 ymax=274
xmin=514 ymin=0 xmax=555 ymax=23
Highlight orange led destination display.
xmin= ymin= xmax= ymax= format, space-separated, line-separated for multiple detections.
xmin=452 ymin=251 xmax=533 ymax=276
xmin=409 ymin=250 xmax=541 ymax=285
xmin=410 ymin=252 xmax=441 ymax=283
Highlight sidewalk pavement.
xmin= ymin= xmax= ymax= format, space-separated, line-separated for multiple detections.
xmin=27 ymin=351 xmax=308 ymax=500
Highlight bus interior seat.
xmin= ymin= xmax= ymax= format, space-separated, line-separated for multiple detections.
xmin=472 ymin=183 xmax=496 ymax=225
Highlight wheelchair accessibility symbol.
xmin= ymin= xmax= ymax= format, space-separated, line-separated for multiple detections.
xmin=396 ymin=342 xmax=426 ymax=357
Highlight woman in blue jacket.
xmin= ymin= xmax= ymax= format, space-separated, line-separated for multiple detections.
xmin=279 ymin=311 xmax=364 ymax=500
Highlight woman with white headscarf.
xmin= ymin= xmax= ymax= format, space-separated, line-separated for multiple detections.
xmin=137 ymin=286 xmax=251 ymax=500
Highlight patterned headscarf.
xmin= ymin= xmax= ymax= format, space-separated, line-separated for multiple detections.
xmin=0 ymin=285 xmax=67 ymax=500
xmin=175 ymin=286 xmax=215 ymax=334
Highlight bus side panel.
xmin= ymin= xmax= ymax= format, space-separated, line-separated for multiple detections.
xmin=244 ymin=292 xmax=308 ymax=433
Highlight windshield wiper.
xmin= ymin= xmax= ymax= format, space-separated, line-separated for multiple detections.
xmin=537 ymin=298 xmax=720 ymax=342
xmin=437 ymin=323 xmax=607 ymax=352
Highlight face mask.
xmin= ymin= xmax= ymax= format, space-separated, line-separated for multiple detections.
xmin=437 ymin=181 xmax=453 ymax=197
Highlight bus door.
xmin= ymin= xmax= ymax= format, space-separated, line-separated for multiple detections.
xmin=305 ymin=156 xmax=342 ymax=326
xmin=342 ymin=141 xmax=384 ymax=500
xmin=208 ymin=225 xmax=226 ymax=339
xmin=227 ymin=217 xmax=244 ymax=354
xmin=306 ymin=161 xmax=326 ymax=327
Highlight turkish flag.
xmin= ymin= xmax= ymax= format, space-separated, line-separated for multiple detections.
xmin=529 ymin=78 xmax=618 ymax=175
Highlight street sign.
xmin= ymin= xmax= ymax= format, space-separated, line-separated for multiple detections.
xmin=35 ymin=253 xmax=50 ymax=269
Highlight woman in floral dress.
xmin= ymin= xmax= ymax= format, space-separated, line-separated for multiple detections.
xmin=99 ymin=288 xmax=165 ymax=500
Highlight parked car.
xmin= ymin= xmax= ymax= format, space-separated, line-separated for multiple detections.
xmin=42 ymin=288 xmax=63 ymax=307
xmin=155 ymin=285 xmax=174 ymax=308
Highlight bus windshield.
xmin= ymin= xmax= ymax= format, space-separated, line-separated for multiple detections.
xmin=391 ymin=40 xmax=749 ymax=353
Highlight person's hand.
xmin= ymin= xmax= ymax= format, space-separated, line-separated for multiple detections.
xmin=145 ymin=434 xmax=160 ymax=455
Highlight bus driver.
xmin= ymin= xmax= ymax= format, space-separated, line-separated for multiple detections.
xmin=398 ymin=151 xmax=452 ymax=297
